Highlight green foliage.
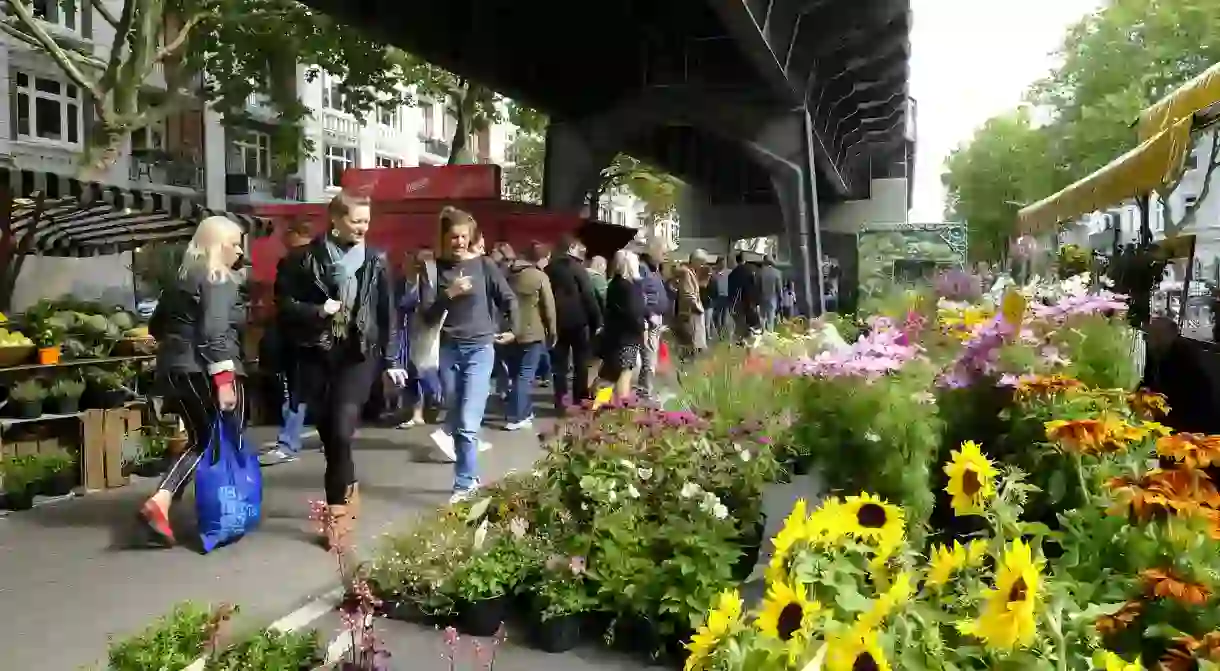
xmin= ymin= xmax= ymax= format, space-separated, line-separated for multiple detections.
xmin=0 ymin=455 xmax=40 ymax=493
xmin=206 ymin=629 xmax=323 ymax=670
xmin=1 ymin=0 xmax=407 ymax=169
xmin=943 ymin=0 xmax=1220 ymax=254
xmin=10 ymin=379 xmax=47 ymax=402
xmin=392 ymin=51 xmax=502 ymax=165
xmin=106 ymin=602 xmax=219 ymax=671
xmin=1058 ymin=314 xmax=1140 ymax=390
xmin=502 ymin=131 xmax=545 ymax=204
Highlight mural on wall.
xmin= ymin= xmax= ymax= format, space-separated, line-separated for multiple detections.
xmin=857 ymin=223 xmax=967 ymax=297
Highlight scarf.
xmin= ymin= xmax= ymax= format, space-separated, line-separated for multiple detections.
xmin=324 ymin=235 xmax=366 ymax=309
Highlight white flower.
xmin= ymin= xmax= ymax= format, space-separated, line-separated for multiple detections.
xmin=864 ymin=431 xmax=881 ymax=443
xmin=509 ymin=517 xmax=529 ymax=539
xmin=626 ymin=484 xmax=640 ymax=499
xmin=637 ymin=467 xmax=653 ymax=481
xmin=702 ymin=492 xmax=719 ymax=510
xmin=473 ymin=519 xmax=489 ymax=550
xmin=608 ymin=489 xmax=617 ymax=503
xmin=619 ymin=459 xmax=636 ymax=470
xmin=680 ymin=483 xmax=702 ymax=499
xmin=739 ymin=449 xmax=752 ymax=463
xmin=711 ymin=503 xmax=729 ymax=520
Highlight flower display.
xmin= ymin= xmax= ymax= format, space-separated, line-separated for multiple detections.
xmin=943 ymin=440 xmax=999 ymax=516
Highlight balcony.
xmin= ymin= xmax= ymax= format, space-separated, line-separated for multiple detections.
xmin=225 ymin=173 xmax=305 ymax=202
xmin=129 ymin=149 xmax=203 ymax=191
xmin=420 ymin=136 xmax=450 ymax=159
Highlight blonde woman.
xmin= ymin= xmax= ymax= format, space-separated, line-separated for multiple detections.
xmin=275 ymin=191 xmax=408 ymax=542
xmin=598 ymin=250 xmax=648 ymax=401
xmin=140 ymin=216 xmax=248 ymax=547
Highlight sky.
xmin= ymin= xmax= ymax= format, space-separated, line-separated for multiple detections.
xmin=908 ymin=0 xmax=1104 ymax=222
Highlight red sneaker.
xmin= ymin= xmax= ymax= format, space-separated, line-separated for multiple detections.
xmin=139 ymin=500 xmax=176 ymax=547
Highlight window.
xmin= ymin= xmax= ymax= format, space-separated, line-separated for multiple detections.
xmin=612 ymin=210 xmax=626 ymax=226
xmin=32 ymin=0 xmax=81 ymax=33
xmin=420 ymin=103 xmax=435 ymax=138
xmin=131 ymin=119 xmax=165 ymax=151
xmin=378 ymin=105 xmax=398 ymax=129
xmin=321 ymin=76 xmax=343 ymax=111
xmin=324 ymin=144 xmax=358 ymax=188
xmin=376 ymin=155 xmax=402 ymax=168
xmin=231 ymin=130 xmax=272 ymax=178
xmin=15 ymin=71 xmax=82 ymax=145
xmin=1186 ymin=153 xmax=1199 ymax=171
xmin=1185 ymin=195 xmax=1199 ymax=208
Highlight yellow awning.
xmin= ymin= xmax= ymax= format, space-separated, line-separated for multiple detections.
xmin=1138 ymin=61 xmax=1220 ymax=142
xmin=1017 ymin=117 xmax=1193 ymax=235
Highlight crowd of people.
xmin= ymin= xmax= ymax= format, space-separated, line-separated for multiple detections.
xmin=135 ymin=191 xmax=802 ymax=547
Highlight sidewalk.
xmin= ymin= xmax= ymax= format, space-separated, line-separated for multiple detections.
xmin=0 ymin=423 xmax=543 ymax=670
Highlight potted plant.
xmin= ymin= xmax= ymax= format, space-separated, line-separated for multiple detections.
xmin=0 ymin=455 xmax=38 ymax=510
xmin=448 ymin=523 xmax=535 ymax=637
xmin=8 ymin=379 xmax=47 ymax=418
xmin=48 ymin=377 xmax=85 ymax=414
xmin=129 ymin=433 xmax=169 ymax=478
xmin=38 ymin=450 xmax=76 ymax=496
xmin=530 ymin=555 xmax=596 ymax=653
xmin=84 ymin=367 xmax=128 ymax=408
xmin=207 ymin=629 xmax=324 ymax=670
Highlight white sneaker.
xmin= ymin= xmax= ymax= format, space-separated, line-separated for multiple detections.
xmin=505 ymin=417 xmax=533 ymax=431
xmin=478 ymin=439 xmax=493 ymax=452
xmin=429 ymin=429 xmax=457 ymax=463
xmin=449 ymin=482 xmax=480 ymax=504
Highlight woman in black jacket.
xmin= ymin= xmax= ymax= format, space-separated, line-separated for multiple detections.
xmin=599 ymin=249 xmax=648 ymax=402
xmin=140 ymin=216 xmax=248 ymax=546
xmin=274 ymin=191 xmax=407 ymax=542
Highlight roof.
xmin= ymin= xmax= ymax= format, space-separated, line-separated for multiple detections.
xmin=2 ymin=167 xmax=272 ymax=257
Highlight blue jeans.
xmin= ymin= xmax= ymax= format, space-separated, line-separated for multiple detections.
xmin=277 ymin=400 xmax=308 ymax=452
xmin=536 ymin=348 xmax=552 ymax=381
xmin=439 ymin=340 xmax=495 ymax=490
xmin=506 ymin=342 xmax=546 ymax=423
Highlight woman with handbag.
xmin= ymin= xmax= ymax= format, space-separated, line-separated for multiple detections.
xmin=395 ymin=250 xmax=443 ymax=428
xmin=275 ymin=191 xmax=409 ymax=542
xmin=139 ymin=216 xmax=249 ymax=547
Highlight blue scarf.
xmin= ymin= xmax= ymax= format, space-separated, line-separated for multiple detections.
xmin=324 ymin=235 xmax=365 ymax=309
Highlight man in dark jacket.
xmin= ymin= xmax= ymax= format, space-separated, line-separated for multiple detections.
xmin=758 ymin=255 xmax=784 ymax=332
xmin=545 ymin=235 xmax=602 ymax=406
xmin=635 ymin=252 xmax=670 ymax=401
xmin=727 ymin=252 xmax=762 ymax=341
xmin=261 ymin=219 xmax=315 ymax=465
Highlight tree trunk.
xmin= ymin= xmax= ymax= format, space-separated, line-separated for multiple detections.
xmin=447 ymin=80 xmax=472 ymax=166
xmin=1163 ymin=132 xmax=1220 ymax=238
xmin=0 ymin=192 xmax=46 ymax=313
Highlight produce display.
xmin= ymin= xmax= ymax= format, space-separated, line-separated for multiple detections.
xmin=0 ymin=298 xmax=152 ymax=366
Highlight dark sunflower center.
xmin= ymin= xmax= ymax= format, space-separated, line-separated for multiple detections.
xmin=776 ymin=603 xmax=804 ymax=640
xmin=852 ymin=652 xmax=880 ymax=671
xmin=857 ymin=503 xmax=887 ymax=529
xmin=962 ymin=469 xmax=982 ymax=496
xmin=1008 ymin=577 xmax=1029 ymax=602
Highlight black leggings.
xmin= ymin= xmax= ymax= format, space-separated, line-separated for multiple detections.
xmin=304 ymin=357 xmax=377 ymax=505
xmin=157 ymin=373 xmax=248 ymax=496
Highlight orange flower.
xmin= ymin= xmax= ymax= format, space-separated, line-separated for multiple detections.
xmin=1161 ymin=632 xmax=1220 ymax=670
xmin=1141 ymin=568 xmax=1212 ymax=607
xmin=1128 ymin=389 xmax=1170 ymax=418
xmin=1017 ymin=374 xmax=1083 ymax=399
xmin=1157 ymin=433 xmax=1220 ymax=470
xmin=1107 ymin=469 xmax=1220 ymax=521
xmin=1045 ymin=418 xmax=1110 ymax=454
xmin=1095 ymin=599 xmax=1143 ymax=637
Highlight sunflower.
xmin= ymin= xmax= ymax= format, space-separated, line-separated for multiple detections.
xmin=925 ymin=540 xmax=986 ymax=590
xmin=835 ymin=493 xmax=905 ymax=557
xmin=860 ymin=571 xmax=912 ymax=629
xmin=767 ymin=499 xmax=811 ymax=583
xmin=807 ymin=496 xmax=849 ymax=543
xmin=1140 ymin=568 xmax=1212 ymax=607
xmin=958 ymin=539 xmax=1043 ymax=650
xmin=823 ymin=625 xmax=892 ymax=671
xmin=1128 ymin=388 xmax=1170 ymax=418
xmin=755 ymin=580 xmax=822 ymax=662
xmin=1094 ymin=650 xmax=1142 ymax=671
xmin=1157 ymin=433 xmax=1220 ymax=470
xmin=944 ymin=441 xmax=999 ymax=516
xmin=684 ymin=589 xmax=742 ymax=671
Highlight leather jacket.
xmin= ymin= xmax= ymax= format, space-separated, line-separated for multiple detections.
xmin=150 ymin=265 xmax=246 ymax=376
xmin=273 ymin=236 xmax=398 ymax=368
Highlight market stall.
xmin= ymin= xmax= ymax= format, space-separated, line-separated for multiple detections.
xmin=0 ymin=167 xmax=271 ymax=511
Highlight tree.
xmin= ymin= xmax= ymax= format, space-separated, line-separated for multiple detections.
xmin=0 ymin=0 xmax=406 ymax=170
xmin=392 ymin=52 xmax=503 ymax=165
xmin=502 ymin=130 xmax=545 ymax=204
xmin=942 ymin=108 xmax=1055 ymax=263
xmin=592 ymin=154 xmax=682 ymax=225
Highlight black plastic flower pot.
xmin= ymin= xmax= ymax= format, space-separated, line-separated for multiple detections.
xmin=100 ymin=389 xmax=126 ymax=409
xmin=610 ymin=614 xmax=662 ymax=655
xmin=15 ymin=400 xmax=43 ymax=419
xmin=43 ymin=471 xmax=75 ymax=496
xmin=532 ymin=613 xmax=583 ymax=653
xmin=50 ymin=396 xmax=80 ymax=415
xmin=4 ymin=488 xmax=35 ymax=511
xmin=132 ymin=459 xmax=167 ymax=478
xmin=792 ymin=457 xmax=813 ymax=476
xmin=733 ymin=543 xmax=762 ymax=582
xmin=456 ymin=595 xmax=508 ymax=637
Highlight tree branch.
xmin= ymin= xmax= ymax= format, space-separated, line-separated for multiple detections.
xmin=1166 ymin=133 xmax=1220 ymax=237
xmin=2 ymin=3 xmax=100 ymax=96
xmin=0 ymin=20 xmax=107 ymax=69
xmin=102 ymin=0 xmax=137 ymax=92
xmin=154 ymin=11 xmax=209 ymax=64
xmin=89 ymin=0 xmax=120 ymax=28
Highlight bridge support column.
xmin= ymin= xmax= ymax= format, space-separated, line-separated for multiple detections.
xmin=800 ymin=107 xmax=826 ymax=317
xmin=542 ymin=118 xmax=617 ymax=212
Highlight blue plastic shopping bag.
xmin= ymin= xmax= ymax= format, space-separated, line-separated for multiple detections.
xmin=195 ymin=414 xmax=262 ymax=553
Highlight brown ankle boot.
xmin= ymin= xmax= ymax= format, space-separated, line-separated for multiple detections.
xmin=346 ymin=483 xmax=361 ymax=521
